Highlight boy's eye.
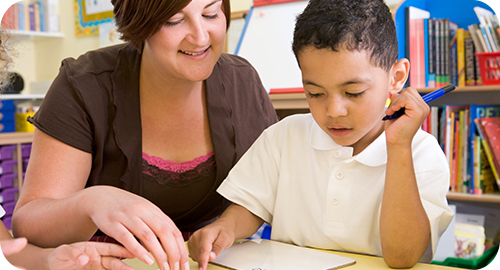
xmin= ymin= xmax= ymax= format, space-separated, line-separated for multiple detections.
xmin=346 ymin=91 xmax=364 ymax=98
xmin=306 ymin=92 xmax=324 ymax=98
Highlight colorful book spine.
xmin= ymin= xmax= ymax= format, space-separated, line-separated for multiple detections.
xmin=456 ymin=28 xmax=466 ymax=87
xmin=427 ymin=18 xmax=436 ymax=88
xmin=29 ymin=3 xmax=36 ymax=31
xmin=464 ymin=33 xmax=476 ymax=86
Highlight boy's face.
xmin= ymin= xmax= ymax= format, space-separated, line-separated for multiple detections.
xmin=298 ymin=46 xmax=391 ymax=155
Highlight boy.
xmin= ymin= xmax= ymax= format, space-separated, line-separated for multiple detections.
xmin=188 ymin=0 xmax=453 ymax=269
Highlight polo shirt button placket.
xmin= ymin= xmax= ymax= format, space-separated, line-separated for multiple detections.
xmin=335 ymin=171 xmax=344 ymax=180
xmin=331 ymin=196 xmax=340 ymax=205
xmin=334 ymin=150 xmax=342 ymax=158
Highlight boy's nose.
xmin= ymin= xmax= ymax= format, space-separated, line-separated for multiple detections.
xmin=326 ymin=99 xmax=348 ymax=118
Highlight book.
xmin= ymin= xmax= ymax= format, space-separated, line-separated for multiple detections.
xmin=427 ymin=18 xmax=436 ymax=88
xmin=475 ymin=117 xmax=500 ymax=186
xmin=474 ymin=6 xmax=500 ymax=52
xmin=468 ymin=105 xmax=500 ymax=193
xmin=468 ymin=24 xmax=485 ymax=53
xmin=409 ymin=18 xmax=427 ymax=88
xmin=405 ymin=6 xmax=430 ymax=87
xmin=37 ymin=1 xmax=45 ymax=32
xmin=464 ymin=33 xmax=476 ymax=86
xmin=476 ymin=134 xmax=500 ymax=194
xmin=42 ymin=0 xmax=60 ymax=33
xmin=456 ymin=28 xmax=466 ymax=87
xmin=34 ymin=2 xmax=41 ymax=32
xmin=473 ymin=134 xmax=481 ymax=194
xmin=436 ymin=19 xmax=443 ymax=87
xmin=28 ymin=3 xmax=36 ymax=31
xmin=449 ymin=22 xmax=459 ymax=87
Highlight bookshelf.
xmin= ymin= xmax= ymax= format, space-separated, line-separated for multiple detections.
xmin=8 ymin=30 xmax=64 ymax=39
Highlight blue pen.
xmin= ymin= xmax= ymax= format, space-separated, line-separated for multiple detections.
xmin=382 ymin=84 xmax=456 ymax=121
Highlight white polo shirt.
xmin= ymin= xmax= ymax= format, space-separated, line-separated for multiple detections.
xmin=218 ymin=113 xmax=453 ymax=259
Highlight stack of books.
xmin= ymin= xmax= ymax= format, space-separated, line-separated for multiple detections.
xmin=406 ymin=6 xmax=499 ymax=88
xmin=422 ymin=104 xmax=500 ymax=195
xmin=1 ymin=0 xmax=60 ymax=33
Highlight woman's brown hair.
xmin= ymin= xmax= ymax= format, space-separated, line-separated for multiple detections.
xmin=112 ymin=0 xmax=231 ymax=51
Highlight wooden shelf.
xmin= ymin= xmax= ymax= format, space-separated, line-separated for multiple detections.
xmin=418 ymin=85 xmax=500 ymax=93
xmin=0 ymin=132 xmax=33 ymax=145
xmin=447 ymin=192 xmax=500 ymax=203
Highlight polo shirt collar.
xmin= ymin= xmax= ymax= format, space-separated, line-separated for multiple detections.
xmin=309 ymin=118 xmax=387 ymax=167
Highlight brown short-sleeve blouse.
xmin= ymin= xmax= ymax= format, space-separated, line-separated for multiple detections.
xmin=28 ymin=43 xmax=278 ymax=232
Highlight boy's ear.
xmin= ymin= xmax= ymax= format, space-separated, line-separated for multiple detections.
xmin=389 ymin=58 xmax=409 ymax=91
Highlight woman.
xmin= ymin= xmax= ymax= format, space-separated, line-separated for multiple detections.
xmin=0 ymin=24 xmax=134 ymax=270
xmin=12 ymin=1 xmax=277 ymax=270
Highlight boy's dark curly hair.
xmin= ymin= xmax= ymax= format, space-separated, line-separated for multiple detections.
xmin=292 ymin=0 xmax=398 ymax=72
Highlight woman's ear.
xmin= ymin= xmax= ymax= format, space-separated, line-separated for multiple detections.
xmin=390 ymin=58 xmax=409 ymax=91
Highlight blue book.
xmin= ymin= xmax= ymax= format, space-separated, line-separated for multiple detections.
xmin=37 ymin=1 xmax=45 ymax=32
xmin=469 ymin=105 xmax=500 ymax=193
xmin=18 ymin=3 xmax=25 ymax=31
xmin=424 ymin=18 xmax=429 ymax=87
xmin=29 ymin=4 xmax=35 ymax=31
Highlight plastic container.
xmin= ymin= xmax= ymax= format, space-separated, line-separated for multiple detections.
xmin=0 ymin=159 xmax=17 ymax=175
xmin=0 ymin=173 xmax=17 ymax=189
xmin=475 ymin=52 xmax=500 ymax=85
xmin=0 ymin=187 xmax=18 ymax=203
xmin=0 ymin=145 xmax=16 ymax=160
xmin=432 ymin=244 xmax=499 ymax=269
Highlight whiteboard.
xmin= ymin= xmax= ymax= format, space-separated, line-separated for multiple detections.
xmin=236 ymin=1 xmax=309 ymax=90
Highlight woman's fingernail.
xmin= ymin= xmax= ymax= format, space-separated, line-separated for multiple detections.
xmin=174 ymin=261 xmax=180 ymax=270
xmin=163 ymin=261 xmax=170 ymax=270
xmin=143 ymin=254 xmax=154 ymax=265
xmin=184 ymin=261 xmax=191 ymax=270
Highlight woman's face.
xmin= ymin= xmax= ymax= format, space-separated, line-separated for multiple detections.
xmin=143 ymin=0 xmax=226 ymax=83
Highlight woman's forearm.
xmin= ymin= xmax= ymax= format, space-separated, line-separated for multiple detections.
xmin=13 ymin=188 xmax=98 ymax=248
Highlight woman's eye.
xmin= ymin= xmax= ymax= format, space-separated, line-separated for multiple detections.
xmin=203 ymin=13 xmax=219 ymax=20
xmin=166 ymin=19 xmax=182 ymax=26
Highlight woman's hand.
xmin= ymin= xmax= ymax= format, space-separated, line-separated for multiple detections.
xmin=84 ymin=186 xmax=190 ymax=270
xmin=48 ymin=242 xmax=134 ymax=270
xmin=384 ymin=87 xmax=430 ymax=146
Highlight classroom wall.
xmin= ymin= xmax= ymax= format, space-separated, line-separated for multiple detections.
xmin=10 ymin=0 xmax=254 ymax=94
xmin=9 ymin=0 xmax=402 ymax=94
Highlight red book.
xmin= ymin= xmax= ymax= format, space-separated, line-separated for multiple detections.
xmin=476 ymin=117 xmax=500 ymax=182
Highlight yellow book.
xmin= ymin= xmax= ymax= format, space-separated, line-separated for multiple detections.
xmin=457 ymin=28 xmax=466 ymax=87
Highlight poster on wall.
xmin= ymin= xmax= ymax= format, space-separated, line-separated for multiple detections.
xmin=74 ymin=0 xmax=114 ymax=37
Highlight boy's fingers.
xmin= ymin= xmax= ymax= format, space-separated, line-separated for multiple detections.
xmin=0 ymin=238 xmax=27 ymax=256
xmin=91 ymin=242 xmax=135 ymax=259
xmin=101 ymin=256 xmax=135 ymax=270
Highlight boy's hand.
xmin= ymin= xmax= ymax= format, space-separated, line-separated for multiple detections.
xmin=0 ymin=238 xmax=28 ymax=256
xmin=47 ymin=242 xmax=135 ymax=270
xmin=384 ymin=87 xmax=430 ymax=146
xmin=187 ymin=222 xmax=235 ymax=270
